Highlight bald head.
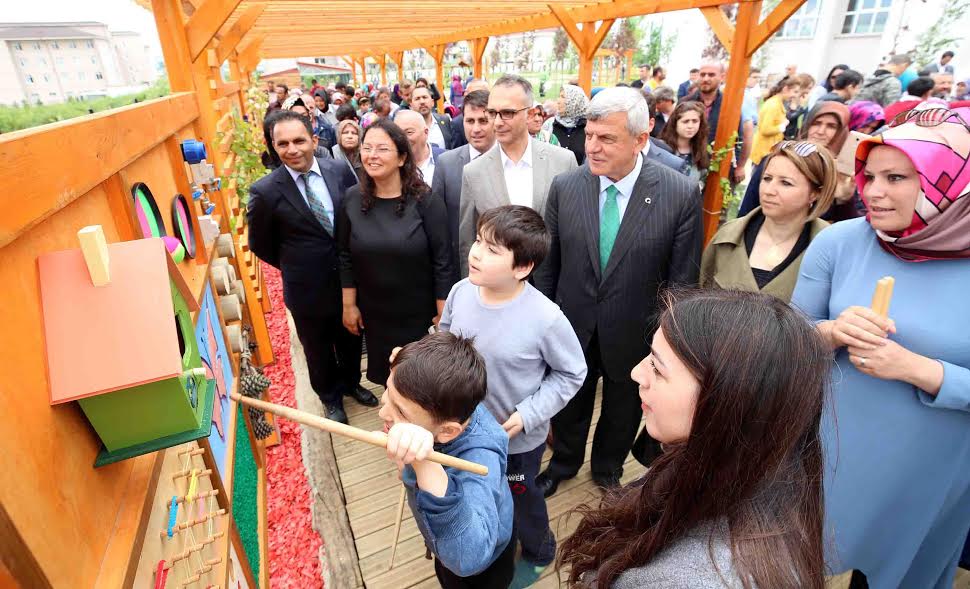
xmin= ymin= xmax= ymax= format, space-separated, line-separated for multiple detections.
xmin=466 ymin=78 xmax=489 ymax=93
xmin=394 ymin=110 xmax=429 ymax=154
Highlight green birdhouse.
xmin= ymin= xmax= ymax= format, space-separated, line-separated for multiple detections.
xmin=38 ymin=226 xmax=214 ymax=466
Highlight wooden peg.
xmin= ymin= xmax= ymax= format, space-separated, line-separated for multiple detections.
xmin=172 ymin=468 xmax=213 ymax=481
xmin=870 ymin=276 xmax=895 ymax=318
xmin=168 ymin=489 xmax=218 ymax=507
xmin=77 ymin=225 xmax=110 ymax=286
xmin=388 ymin=484 xmax=407 ymax=571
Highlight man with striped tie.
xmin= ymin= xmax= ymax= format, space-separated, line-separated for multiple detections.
xmin=533 ymin=87 xmax=703 ymax=496
xmin=248 ymin=110 xmax=378 ymax=424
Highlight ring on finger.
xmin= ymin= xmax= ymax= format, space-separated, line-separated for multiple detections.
xmin=859 ymin=356 xmax=867 ymax=367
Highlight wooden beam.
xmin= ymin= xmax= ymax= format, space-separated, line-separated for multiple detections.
xmin=388 ymin=51 xmax=405 ymax=81
xmin=747 ymin=0 xmax=806 ymax=56
xmin=152 ymin=0 xmax=195 ymax=91
xmin=700 ymin=6 xmax=734 ymax=54
xmin=215 ymin=2 xmax=266 ymax=63
xmin=548 ymin=5 xmax=584 ymax=50
xmin=701 ymin=0 xmax=761 ymax=241
xmin=585 ymin=19 xmax=614 ymax=59
xmin=237 ymin=33 xmax=265 ymax=72
xmin=184 ymin=0 xmax=244 ymax=61
xmin=0 ymin=93 xmax=199 ymax=248
xmin=431 ymin=44 xmax=445 ymax=113
xmin=471 ymin=37 xmax=488 ymax=79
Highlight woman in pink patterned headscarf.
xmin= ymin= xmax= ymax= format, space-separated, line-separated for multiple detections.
xmin=791 ymin=104 xmax=970 ymax=588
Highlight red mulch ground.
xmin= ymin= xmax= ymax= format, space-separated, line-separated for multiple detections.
xmin=261 ymin=262 xmax=325 ymax=588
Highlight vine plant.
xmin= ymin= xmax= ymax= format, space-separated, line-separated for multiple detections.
xmin=707 ymin=131 xmax=741 ymax=214
xmin=220 ymin=74 xmax=269 ymax=208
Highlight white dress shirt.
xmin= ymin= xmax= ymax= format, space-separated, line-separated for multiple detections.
xmin=427 ymin=116 xmax=446 ymax=149
xmin=468 ymin=144 xmax=484 ymax=160
xmin=499 ymin=140 xmax=534 ymax=208
xmin=598 ymin=154 xmax=643 ymax=221
xmin=284 ymin=159 xmax=335 ymax=226
xmin=417 ymin=145 xmax=436 ymax=186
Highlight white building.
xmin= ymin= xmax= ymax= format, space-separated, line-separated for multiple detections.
xmin=0 ymin=22 xmax=156 ymax=105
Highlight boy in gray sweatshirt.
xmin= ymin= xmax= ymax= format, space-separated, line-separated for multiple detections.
xmin=439 ymin=205 xmax=587 ymax=588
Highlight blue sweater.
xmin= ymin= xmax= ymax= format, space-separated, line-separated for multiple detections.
xmin=791 ymin=218 xmax=970 ymax=588
xmin=402 ymin=404 xmax=514 ymax=577
xmin=440 ymin=279 xmax=587 ymax=454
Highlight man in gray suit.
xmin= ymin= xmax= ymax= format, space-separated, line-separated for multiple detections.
xmin=431 ymin=89 xmax=495 ymax=285
xmin=458 ymin=74 xmax=577 ymax=277
xmin=534 ymin=87 xmax=702 ymax=496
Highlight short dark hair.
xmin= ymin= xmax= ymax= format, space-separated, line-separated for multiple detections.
xmin=391 ymin=331 xmax=487 ymax=423
xmin=412 ymin=86 xmax=433 ymax=100
xmin=832 ymin=69 xmax=863 ymax=90
xmin=335 ymin=103 xmax=358 ymax=122
xmin=641 ymin=90 xmax=657 ymax=119
xmin=345 ymin=85 xmax=355 ymax=96
xmin=689 ymin=68 xmax=700 ymax=74
xmin=654 ymin=86 xmax=675 ymax=103
xmin=268 ymin=109 xmax=313 ymax=140
xmin=476 ymin=205 xmax=550 ymax=279
xmin=494 ymin=74 xmax=534 ymax=103
xmin=907 ymin=76 xmax=936 ymax=97
xmin=335 ymin=82 xmax=347 ymax=91
xmin=462 ymin=89 xmax=489 ymax=114
xmin=310 ymin=78 xmax=317 ymax=84
xmin=942 ymin=50 xmax=955 ymax=59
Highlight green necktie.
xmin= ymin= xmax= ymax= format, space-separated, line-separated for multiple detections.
xmin=600 ymin=184 xmax=620 ymax=271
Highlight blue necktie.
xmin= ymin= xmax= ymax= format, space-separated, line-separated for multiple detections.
xmin=301 ymin=172 xmax=334 ymax=236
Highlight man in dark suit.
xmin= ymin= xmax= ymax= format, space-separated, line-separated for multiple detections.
xmin=247 ymin=111 xmax=378 ymax=424
xmin=534 ymin=87 xmax=702 ymax=496
xmin=677 ymin=68 xmax=699 ymax=99
xmin=430 ymin=89 xmax=495 ymax=285
xmin=450 ymin=79 xmax=490 ymax=149
xmin=411 ymin=86 xmax=454 ymax=150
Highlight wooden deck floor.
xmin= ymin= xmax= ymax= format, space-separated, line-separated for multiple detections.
xmin=335 ymin=378 xmax=645 ymax=589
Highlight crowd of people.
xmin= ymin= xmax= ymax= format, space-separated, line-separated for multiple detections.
xmin=247 ymin=53 xmax=969 ymax=589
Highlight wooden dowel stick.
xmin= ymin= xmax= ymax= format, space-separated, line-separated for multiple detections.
xmin=388 ymin=484 xmax=407 ymax=571
xmin=231 ymin=393 xmax=489 ymax=476
xmin=871 ymin=276 xmax=895 ymax=318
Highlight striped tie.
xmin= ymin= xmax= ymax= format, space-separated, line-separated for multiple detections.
xmin=301 ymin=172 xmax=334 ymax=236
xmin=599 ymin=184 xmax=620 ymax=271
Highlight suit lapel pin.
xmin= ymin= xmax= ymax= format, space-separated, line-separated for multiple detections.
xmin=645 ymin=197 xmax=652 ymax=204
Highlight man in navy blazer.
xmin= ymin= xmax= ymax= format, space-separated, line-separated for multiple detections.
xmin=247 ymin=111 xmax=378 ymax=424
xmin=430 ymin=89 xmax=495 ymax=284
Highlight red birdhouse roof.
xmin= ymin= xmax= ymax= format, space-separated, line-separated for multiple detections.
xmin=38 ymin=237 xmax=199 ymax=405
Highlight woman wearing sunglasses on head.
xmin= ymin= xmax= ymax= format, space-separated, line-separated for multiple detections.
xmin=791 ymin=106 xmax=970 ymax=589
xmin=701 ymin=141 xmax=837 ymax=303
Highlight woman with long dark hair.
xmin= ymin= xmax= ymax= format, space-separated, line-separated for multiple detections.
xmin=792 ymin=106 xmax=970 ymax=588
xmin=659 ymin=101 xmax=710 ymax=188
xmin=337 ymin=118 xmax=453 ymax=386
xmin=560 ymin=289 xmax=829 ymax=589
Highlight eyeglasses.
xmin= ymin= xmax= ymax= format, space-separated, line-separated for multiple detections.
xmin=777 ymin=140 xmax=819 ymax=157
xmin=361 ymin=146 xmax=394 ymax=155
xmin=485 ymin=106 xmax=530 ymax=121
xmin=888 ymin=107 xmax=970 ymax=131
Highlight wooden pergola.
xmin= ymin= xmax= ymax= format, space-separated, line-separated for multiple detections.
xmin=140 ymin=0 xmax=806 ymax=240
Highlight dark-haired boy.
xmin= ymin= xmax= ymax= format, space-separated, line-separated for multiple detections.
xmin=379 ymin=331 xmax=515 ymax=588
xmin=439 ymin=205 xmax=587 ymax=588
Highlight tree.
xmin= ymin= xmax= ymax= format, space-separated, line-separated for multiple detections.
xmin=553 ymin=28 xmax=570 ymax=63
xmin=607 ymin=17 xmax=641 ymax=79
xmin=910 ymin=0 xmax=970 ymax=68
xmin=488 ymin=38 xmax=502 ymax=73
xmin=638 ymin=21 xmax=678 ymax=68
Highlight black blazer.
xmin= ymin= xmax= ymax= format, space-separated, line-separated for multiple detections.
xmin=431 ymin=112 xmax=455 ymax=149
xmin=534 ymin=160 xmax=703 ymax=377
xmin=247 ymin=157 xmax=358 ymax=317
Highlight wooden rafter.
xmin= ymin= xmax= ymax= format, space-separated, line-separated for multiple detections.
xmin=700 ymin=6 xmax=734 ymax=54
xmin=184 ymin=0 xmax=244 ymax=61
xmin=215 ymin=2 xmax=266 ymax=63
xmin=747 ymin=0 xmax=806 ymax=56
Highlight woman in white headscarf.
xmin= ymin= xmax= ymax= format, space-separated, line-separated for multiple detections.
xmin=538 ymin=84 xmax=589 ymax=165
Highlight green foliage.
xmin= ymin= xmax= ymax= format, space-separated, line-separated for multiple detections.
xmin=552 ymin=28 xmax=570 ymax=62
xmin=910 ymin=0 xmax=970 ymax=68
xmin=707 ymin=132 xmax=741 ymax=211
xmin=0 ymin=77 xmax=170 ymax=133
xmin=220 ymin=74 xmax=268 ymax=206
xmin=608 ymin=18 xmax=641 ymax=57
xmin=637 ymin=21 xmax=678 ymax=70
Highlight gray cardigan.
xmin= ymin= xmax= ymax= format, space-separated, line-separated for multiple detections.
xmin=609 ymin=523 xmax=750 ymax=589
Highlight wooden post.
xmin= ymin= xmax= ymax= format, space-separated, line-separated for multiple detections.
xmin=375 ymin=54 xmax=387 ymax=86
xmin=700 ymin=0 xmax=761 ymax=242
xmin=550 ymin=6 xmax=614 ymax=96
xmin=432 ymin=44 xmax=445 ymax=113
xmin=152 ymin=0 xmax=194 ymax=92
xmin=389 ymin=51 xmax=405 ymax=84
xmin=471 ymin=37 xmax=489 ymax=80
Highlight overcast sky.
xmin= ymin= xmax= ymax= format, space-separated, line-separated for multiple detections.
xmin=4 ymin=0 xmax=164 ymax=65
